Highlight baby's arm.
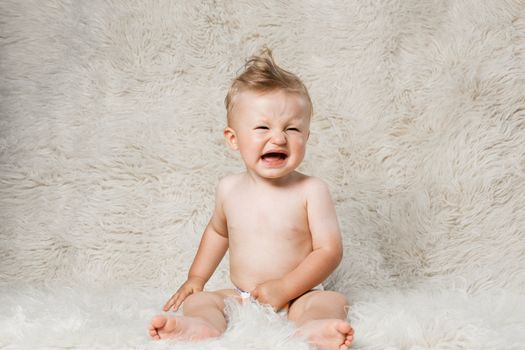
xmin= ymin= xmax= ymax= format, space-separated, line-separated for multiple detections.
xmin=163 ymin=180 xmax=229 ymax=311
xmin=252 ymin=178 xmax=342 ymax=307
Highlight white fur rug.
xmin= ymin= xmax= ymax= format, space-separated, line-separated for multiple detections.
xmin=1 ymin=282 xmax=524 ymax=349
xmin=1 ymin=0 xmax=525 ymax=349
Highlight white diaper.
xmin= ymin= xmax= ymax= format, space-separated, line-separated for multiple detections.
xmin=234 ymin=284 xmax=324 ymax=316
xmin=235 ymin=287 xmax=252 ymax=300
xmin=234 ymin=284 xmax=324 ymax=299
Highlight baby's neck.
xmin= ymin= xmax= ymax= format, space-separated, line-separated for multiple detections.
xmin=244 ymin=170 xmax=304 ymax=188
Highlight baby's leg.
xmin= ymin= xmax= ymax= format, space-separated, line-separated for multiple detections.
xmin=288 ymin=291 xmax=354 ymax=350
xmin=149 ymin=289 xmax=237 ymax=341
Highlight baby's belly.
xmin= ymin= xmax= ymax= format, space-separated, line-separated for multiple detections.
xmin=228 ymin=240 xmax=312 ymax=292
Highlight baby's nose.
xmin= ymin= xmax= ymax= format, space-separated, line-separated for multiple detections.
xmin=270 ymin=131 xmax=286 ymax=145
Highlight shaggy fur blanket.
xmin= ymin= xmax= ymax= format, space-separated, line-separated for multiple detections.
xmin=1 ymin=0 xmax=524 ymax=349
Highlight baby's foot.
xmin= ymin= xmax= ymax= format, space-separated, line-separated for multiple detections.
xmin=295 ymin=319 xmax=354 ymax=350
xmin=148 ymin=315 xmax=220 ymax=341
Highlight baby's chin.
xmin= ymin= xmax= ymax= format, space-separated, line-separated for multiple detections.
xmin=255 ymin=168 xmax=300 ymax=182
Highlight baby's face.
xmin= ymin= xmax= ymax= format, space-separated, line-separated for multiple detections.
xmin=225 ymin=89 xmax=310 ymax=181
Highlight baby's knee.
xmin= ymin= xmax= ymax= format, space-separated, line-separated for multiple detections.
xmin=182 ymin=292 xmax=222 ymax=312
xmin=183 ymin=291 xmax=211 ymax=307
xmin=322 ymin=291 xmax=349 ymax=306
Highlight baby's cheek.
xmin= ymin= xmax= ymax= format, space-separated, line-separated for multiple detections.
xmin=294 ymin=136 xmax=307 ymax=147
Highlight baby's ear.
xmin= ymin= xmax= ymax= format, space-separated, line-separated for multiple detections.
xmin=223 ymin=127 xmax=238 ymax=150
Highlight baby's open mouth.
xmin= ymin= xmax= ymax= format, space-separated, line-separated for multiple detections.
xmin=261 ymin=152 xmax=288 ymax=161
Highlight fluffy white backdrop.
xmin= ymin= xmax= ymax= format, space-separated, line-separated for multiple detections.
xmin=1 ymin=0 xmax=525 ymax=349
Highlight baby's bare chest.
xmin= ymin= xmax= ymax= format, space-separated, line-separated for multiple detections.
xmin=223 ymin=190 xmax=310 ymax=242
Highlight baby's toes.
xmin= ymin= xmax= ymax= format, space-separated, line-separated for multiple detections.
xmin=336 ymin=321 xmax=352 ymax=335
xmin=148 ymin=325 xmax=160 ymax=339
xmin=344 ymin=336 xmax=352 ymax=347
xmin=148 ymin=315 xmax=168 ymax=340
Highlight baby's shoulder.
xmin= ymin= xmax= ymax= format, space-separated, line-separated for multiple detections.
xmin=298 ymin=174 xmax=328 ymax=189
xmin=298 ymin=175 xmax=332 ymax=198
xmin=215 ymin=173 xmax=244 ymax=198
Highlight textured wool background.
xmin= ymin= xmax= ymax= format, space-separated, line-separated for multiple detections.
xmin=1 ymin=0 xmax=525 ymax=349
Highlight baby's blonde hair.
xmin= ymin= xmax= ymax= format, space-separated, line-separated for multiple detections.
xmin=225 ymin=48 xmax=313 ymax=124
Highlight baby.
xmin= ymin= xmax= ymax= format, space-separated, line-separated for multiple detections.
xmin=148 ymin=49 xmax=354 ymax=350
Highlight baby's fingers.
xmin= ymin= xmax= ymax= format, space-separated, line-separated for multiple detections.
xmin=163 ymin=292 xmax=184 ymax=311
xmin=171 ymin=293 xmax=188 ymax=311
xmin=162 ymin=294 xmax=177 ymax=311
xmin=163 ymin=290 xmax=192 ymax=312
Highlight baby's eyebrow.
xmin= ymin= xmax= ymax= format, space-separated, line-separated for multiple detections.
xmin=287 ymin=115 xmax=308 ymax=123
xmin=254 ymin=119 xmax=270 ymax=125
xmin=255 ymin=115 xmax=307 ymax=125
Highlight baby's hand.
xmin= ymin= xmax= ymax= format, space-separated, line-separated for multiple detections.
xmin=163 ymin=276 xmax=205 ymax=312
xmin=251 ymin=279 xmax=291 ymax=310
